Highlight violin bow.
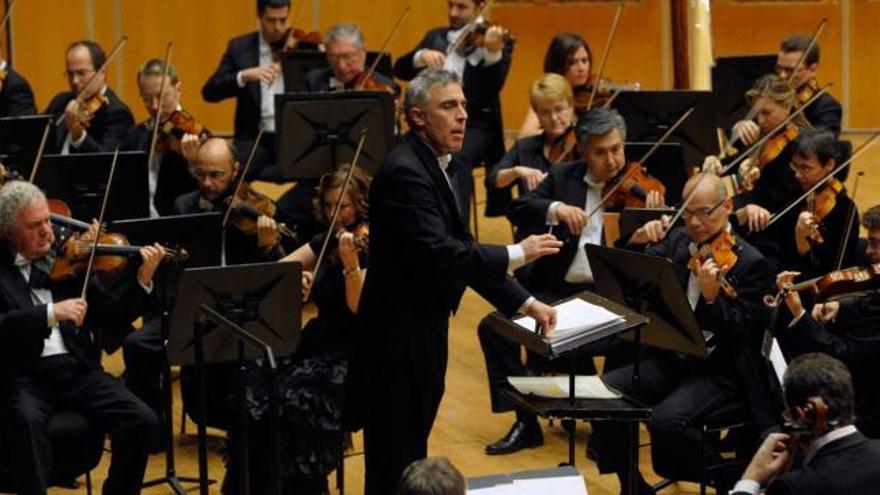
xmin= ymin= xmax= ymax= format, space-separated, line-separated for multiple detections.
xmin=356 ymin=6 xmax=410 ymax=91
xmin=719 ymin=83 xmax=831 ymax=176
xmin=307 ymin=129 xmax=368 ymax=302
xmin=785 ymin=18 xmax=827 ymax=87
xmin=28 ymin=116 xmax=53 ymax=183
xmin=145 ymin=41 xmax=174 ymax=177
xmin=587 ymin=0 xmax=624 ymax=111
xmin=0 ymin=0 xmax=18 ymax=34
xmin=445 ymin=0 xmax=497 ymax=57
xmin=585 ymin=106 xmax=694 ymax=220
xmin=221 ymin=127 xmax=264 ymax=231
xmin=834 ymin=171 xmax=864 ymax=271
xmin=80 ymin=146 xmax=120 ymax=299
xmin=58 ymin=35 xmax=129 ymax=127
xmin=765 ymin=133 xmax=879 ymax=230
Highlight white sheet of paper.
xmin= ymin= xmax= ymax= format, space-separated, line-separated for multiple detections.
xmin=467 ymin=483 xmax=518 ymax=495
xmin=769 ymin=337 xmax=787 ymax=387
xmin=514 ymin=298 xmax=623 ymax=339
xmin=512 ymin=476 xmax=588 ymax=495
xmin=508 ymin=375 xmax=621 ymax=400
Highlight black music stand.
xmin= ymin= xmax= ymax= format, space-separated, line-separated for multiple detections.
xmin=711 ymin=54 xmax=776 ymax=131
xmin=274 ymin=91 xmax=394 ymax=178
xmin=613 ymin=91 xmax=720 ymax=170
xmin=35 ymin=151 xmax=149 ymax=220
xmin=0 ymin=114 xmax=53 ymax=177
xmin=167 ymin=262 xmax=302 ymax=495
xmin=280 ymin=49 xmax=393 ymax=91
xmin=487 ymin=291 xmax=649 ymax=490
xmin=110 ymin=213 xmax=222 ymax=494
xmin=624 ymin=141 xmax=689 ymax=204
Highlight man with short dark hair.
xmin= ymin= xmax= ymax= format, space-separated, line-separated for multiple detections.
xmin=356 ymin=68 xmax=560 ymax=495
xmin=731 ymin=353 xmax=880 ymax=495
xmin=0 ymin=58 xmax=36 ymax=117
xmin=44 ymin=40 xmax=135 ymax=154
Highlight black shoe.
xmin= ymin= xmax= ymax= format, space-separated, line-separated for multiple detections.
xmin=485 ymin=420 xmax=543 ymax=455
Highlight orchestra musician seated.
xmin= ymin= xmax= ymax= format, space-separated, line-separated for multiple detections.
xmin=591 ymin=173 xmax=776 ymax=495
xmin=304 ymin=23 xmax=399 ymax=94
xmin=730 ymin=353 xmax=880 ymax=495
xmin=0 ymin=57 xmax=37 ymax=117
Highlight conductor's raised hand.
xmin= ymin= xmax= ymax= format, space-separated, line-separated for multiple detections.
xmin=519 ymin=234 xmax=562 ymax=264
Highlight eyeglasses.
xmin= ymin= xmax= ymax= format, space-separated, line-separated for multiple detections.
xmin=680 ymin=198 xmax=725 ymax=221
xmin=190 ymin=169 xmax=227 ymax=181
xmin=327 ymin=51 xmax=361 ymax=65
xmin=65 ymin=68 xmax=95 ymax=80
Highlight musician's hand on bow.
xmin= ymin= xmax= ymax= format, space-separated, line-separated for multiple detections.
xmin=630 ymin=215 xmax=670 ymax=245
xmin=516 ymin=166 xmax=546 ymax=191
xmin=525 ymin=300 xmax=557 ymax=338
xmin=240 ymin=65 xmax=279 ymax=86
xmin=55 ymin=298 xmax=88 ymax=327
xmin=301 ymin=270 xmax=314 ymax=296
xmin=776 ymin=270 xmax=803 ymax=316
xmin=519 ymin=234 xmax=562 ymax=264
xmin=555 ymin=203 xmax=588 ymax=235
xmin=812 ymin=301 xmax=840 ymax=324
xmin=702 ymin=155 xmax=723 ymax=175
xmin=418 ymin=49 xmax=446 ymax=69
xmin=733 ymin=120 xmax=761 ymax=147
xmin=736 ymin=204 xmax=771 ymax=233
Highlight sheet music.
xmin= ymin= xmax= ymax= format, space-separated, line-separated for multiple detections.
xmin=508 ymin=375 xmax=622 ymax=400
xmin=468 ymin=475 xmax=588 ymax=495
xmin=513 ymin=298 xmax=624 ymax=343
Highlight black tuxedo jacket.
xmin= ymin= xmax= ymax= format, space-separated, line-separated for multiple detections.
xmin=805 ymin=91 xmax=842 ymax=138
xmin=202 ymin=32 xmax=263 ymax=141
xmin=44 ymin=88 xmax=134 ymax=154
xmin=393 ymin=28 xmax=513 ymax=151
xmin=0 ymin=238 xmax=150 ymax=370
xmin=485 ymin=133 xmax=552 ymax=217
xmin=641 ymin=227 xmax=779 ymax=429
xmin=732 ymin=432 xmax=880 ymax=495
xmin=123 ymin=121 xmax=201 ymax=216
xmin=507 ymin=160 xmax=597 ymax=297
xmin=303 ymin=67 xmax=400 ymax=96
xmin=0 ymin=66 xmax=37 ymax=117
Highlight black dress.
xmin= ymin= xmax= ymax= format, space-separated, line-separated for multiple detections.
xmin=225 ymin=232 xmax=366 ymax=495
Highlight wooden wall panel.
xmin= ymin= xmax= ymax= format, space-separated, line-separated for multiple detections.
xmin=849 ymin=0 xmax=880 ymax=129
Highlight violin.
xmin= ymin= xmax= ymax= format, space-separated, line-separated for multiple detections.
xmin=329 ymin=221 xmax=369 ymax=263
xmin=353 ymin=71 xmax=396 ymax=95
xmin=157 ymin=109 xmax=208 ymax=154
xmin=602 ymin=162 xmax=666 ymax=209
xmin=766 ymin=263 xmax=880 ymax=307
xmin=804 ymin=178 xmax=844 ymax=245
xmin=573 ymin=76 xmax=639 ymax=114
xmin=226 ymin=182 xmax=299 ymax=241
xmin=738 ymin=124 xmax=800 ymax=192
xmin=454 ymin=20 xmax=514 ymax=57
xmin=271 ymin=27 xmax=322 ymax=61
xmin=795 ymin=77 xmax=821 ymax=107
xmin=547 ymin=126 xmax=579 ymax=164
xmin=687 ymin=229 xmax=739 ymax=299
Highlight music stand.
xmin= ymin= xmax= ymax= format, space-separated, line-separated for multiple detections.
xmin=167 ymin=262 xmax=302 ymax=495
xmin=711 ymin=54 xmax=777 ymax=131
xmin=613 ymin=91 xmax=720 ymax=169
xmin=586 ymin=244 xmax=708 ymax=358
xmin=624 ymin=141 xmax=689 ymax=204
xmin=280 ymin=49 xmax=394 ymax=91
xmin=110 ymin=213 xmax=222 ymax=494
xmin=35 ymin=151 xmax=149 ymax=220
xmin=0 ymin=114 xmax=53 ymax=177
xmin=274 ymin=91 xmax=394 ymax=178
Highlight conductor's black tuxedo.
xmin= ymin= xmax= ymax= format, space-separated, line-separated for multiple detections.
xmin=44 ymin=88 xmax=134 ymax=154
xmin=356 ymin=132 xmax=531 ymax=495
xmin=0 ymin=65 xmax=37 ymax=117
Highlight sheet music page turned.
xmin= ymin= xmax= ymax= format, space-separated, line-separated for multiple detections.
xmin=513 ymin=298 xmax=625 ymax=347
xmin=508 ymin=375 xmax=621 ymax=400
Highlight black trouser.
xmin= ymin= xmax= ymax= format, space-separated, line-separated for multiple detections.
xmin=363 ymin=319 xmax=449 ymax=495
xmin=2 ymin=354 xmax=158 ymax=495
xmin=122 ymin=317 xmax=164 ymax=417
xmin=590 ymin=355 xmax=740 ymax=483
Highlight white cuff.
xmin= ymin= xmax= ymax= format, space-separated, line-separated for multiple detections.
xmin=71 ymin=130 xmax=88 ymax=148
xmin=516 ymin=296 xmax=536 ymax=316
xmin=236 ymin=71 xmax=247 ymax=88
xmin=731 ymin=479 xmax=761 ymax=495
xmin=139 ymin=279 xmax=154 ymax=294
xmin=788 ymin=308 xmax=806 ymax=328
xmin=483 ymin=48 xmax=503 ymax=66
xmin=46 ymin=303 xmax=58 ymax=328
xmin=546 ymin=201 xmax=562 ymax=225
xmin=506 ymin=244 xmax=526 ymax=272
xmin=413 ymin=49 xmax=428 ymax=69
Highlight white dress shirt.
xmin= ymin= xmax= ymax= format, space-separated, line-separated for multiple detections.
xmin=413 ymin=19 xmax=503 ymax=80
xmin=546 ymin=171 xmax=604 ymax=284
xmin=14 ymin=254 xmax=66 ymax=357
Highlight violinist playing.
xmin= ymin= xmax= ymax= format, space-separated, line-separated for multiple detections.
xmin=484 ymin=73 xmax=577 ymax=217
xmin=173 ymin=137 xmax=284 ymax=264
xmin=124 ymin=59 xmax=209 ymax=217
xmin=45 ymin=40 xmax=135 ymax=154
xmin=760 ymin=129 xmax=860 ymax=276
xmin=0 ymin=180 xmax=165 ymax=495
xmin=705 ymin=74 xmax=808 ymax=234
xmin=393 ymin=0 xmax=514 ymax=223
xmin=202 ymin=0 xmax=300 ymax=180
xmin=771 ymin=204 xmax=880 ymax=439
xmin=0 ymin=56 xmax=37 ymax=117
xmin=590 ymin=173 xmax=776 ymax=494
xmin=224 ymin=166 xmax=370 ymax=495
xmin=732 ymin=34 xmax=842 ymax=146
xmin=304 ymin=23 xmax=399 ymax=96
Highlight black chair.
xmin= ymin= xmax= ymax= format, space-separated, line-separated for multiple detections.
xmin=0 ymin=410 xmax=104 ymax=494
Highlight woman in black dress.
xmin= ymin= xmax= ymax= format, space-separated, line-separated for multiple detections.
xmin=224 ymin=166 xmax=370 ymax=495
